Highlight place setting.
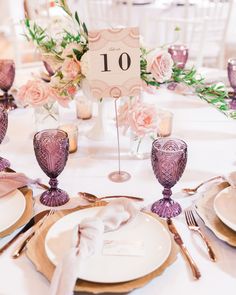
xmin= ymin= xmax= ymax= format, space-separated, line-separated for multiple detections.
xmin=194 ymin=175 xmax=236 ymax=247
xmin=0 ymin=0 xmax=236 ymax=294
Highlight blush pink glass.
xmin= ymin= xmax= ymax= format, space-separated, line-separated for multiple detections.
xmin=227 ymin=58 xmax=236 ymax=109
xmin=0 ymin=59 xmax=17 ymax=111
xmin=168 ymin=45 xmax=189 ymax=69
xmin=151 ymin=138 xmax=187 ymax=218
xmin=0 ymin=106 xmax=10 ymax=171
xmin=33 ymin=129 xmax=69 ymax=207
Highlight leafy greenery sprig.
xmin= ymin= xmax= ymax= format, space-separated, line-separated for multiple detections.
xmin=171 ymin=67 xmax=235 ymax=115
xmin=24 ymin=0 xmax=88 ymax=60
xmin=55 ymin=0 xmax=88 ymax=40
xmin=24 ymin=19 xmax=61 ymax=58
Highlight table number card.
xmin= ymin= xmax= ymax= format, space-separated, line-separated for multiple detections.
xmin=86 ymin=27 xmax=141 ymax=99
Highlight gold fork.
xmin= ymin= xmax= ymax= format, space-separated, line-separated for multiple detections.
xmin=12 ymin=209 xmax=55 ymax=258
xmin=184 ymin=210 xmax=216 ymax=262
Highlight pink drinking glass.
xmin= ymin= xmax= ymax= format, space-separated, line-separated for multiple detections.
xmin=0 ymin=59 xmax=17 ymax=111
xmin=228 ymin=59 xmax=236 ymax=99
xmin=0 ymin=106 xmax=10 ymax=171
xmin=168 ymin=45 xmax=189 ymax=69
xmin=151 ymin=138 xmax=187 ymax=218
xmin=33 ymin=129 xmax=69 ymax=207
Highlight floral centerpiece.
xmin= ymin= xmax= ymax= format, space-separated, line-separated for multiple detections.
xmin=17 ymin=0 xmax=236 ymax=131
xmin=117 ymin=97 xmax=158 ymax=158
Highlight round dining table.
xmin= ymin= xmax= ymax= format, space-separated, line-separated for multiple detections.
xmin=0 ymin=65 xmax=235 ymax=295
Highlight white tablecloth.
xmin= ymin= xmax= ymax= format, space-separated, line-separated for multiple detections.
xmin=0 ymin=66 xmax=236 ymax=294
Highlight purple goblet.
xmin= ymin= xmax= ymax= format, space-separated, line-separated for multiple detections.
xmin=33 ymin=129 xmax=69 ymax=207
xmin=151 ymin=138 xmax=187 ymax=218
xmin=0 ymin=59 xmax=17 ymax=111
xmin=227 ymin=59 xmax=236 ymax=106
xmin=0 ymin=106 xmax=10 ymax=171
xmin=168 ymin=45 xmax=189 ymax=69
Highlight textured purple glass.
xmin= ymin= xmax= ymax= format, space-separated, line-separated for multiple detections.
xmin=33 ymin=129 xmax=69 ymax=207
xmin=0 ymin=106 xmax=10 ymax=171
xmin=228 ymin=58 xmax=236 ymax=100
xmin=168 ymin=45 xmax=189 ymax=69
xmin=0 ymin=59 xmax=17 ymax=110
xmin=151 ymin=138 xmax=187 ymax=218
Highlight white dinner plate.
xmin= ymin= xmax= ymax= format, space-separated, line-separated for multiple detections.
xmin=0 ymin=189 xmax=26 ymax=232
xmin=214 ymin=186 xmax=236 ymax=231
xmin=45 ymin=207 xmax=171 ymax=283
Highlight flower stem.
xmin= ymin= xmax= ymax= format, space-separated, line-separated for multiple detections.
xmin=136 ymin=138 xmax=142 ymax=153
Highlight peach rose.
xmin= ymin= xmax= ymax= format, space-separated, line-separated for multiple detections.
xmin=147 ymin=50 xmax=173 ymax=83
xmin=61 ymin=58 xmax=81 ymax=80
xmin=17 ymin=80 xmax=51 ymax=106
xmin=128 ymin=101 xmax=158 ymax=137
xmin=117 ymin=98 xmax=141 ymax=133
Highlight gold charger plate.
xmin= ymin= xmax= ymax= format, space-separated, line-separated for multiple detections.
xmin=26 ymin=202 xmax=179 ymax=294
xmin=195 ymin=182 xmax=236 ymax=247
xmin=0 ymin=187 xmax=33 ymax=238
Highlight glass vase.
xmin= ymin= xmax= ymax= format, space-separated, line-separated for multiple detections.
xmin=34 ymin=102 xmax=59 ymax=132
xmin=130 ymin=132 xmax=154 ymax=159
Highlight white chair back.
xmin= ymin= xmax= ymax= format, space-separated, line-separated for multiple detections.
xmin=83 ymin=0 xmax=133 ymax=29
xmin=24 ymin=0 xmax=50 ymax=26
xmin=142 ymin=0 xmax=233 ymax=68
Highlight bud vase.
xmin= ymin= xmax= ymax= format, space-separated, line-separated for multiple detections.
xmin=87 ymin=100 xmax=110 ymax=141
xmin=34 ymin=102 xmax=59 ymax=131
xmin=130 ymin=132 xmax=154 ymax=159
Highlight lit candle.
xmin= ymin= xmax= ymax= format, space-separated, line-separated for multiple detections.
xmin=76 ymin=96 xmax=92 ymax=120
xmin=59 ymin=124 xmax=78 ymax=153
xmin=157 ymin=110 xmax=173 ymax=137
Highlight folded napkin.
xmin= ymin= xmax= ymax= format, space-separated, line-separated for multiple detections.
xmin=0 ymin=172 xmax=39 ymax=197
xmin=50 ymin=199 xmax=138 ymax=295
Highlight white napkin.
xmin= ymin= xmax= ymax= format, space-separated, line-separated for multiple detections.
xmin=50 ymin=198 xmax=138 ymax=295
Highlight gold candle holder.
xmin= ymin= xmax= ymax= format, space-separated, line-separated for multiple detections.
xmin=59 ymin=123 xmax=78 ymax=153
xmin=156 ymin=110 xmax=173 ymax=137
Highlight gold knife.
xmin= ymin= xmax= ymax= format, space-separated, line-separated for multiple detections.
xmin=167 ymin=218 xmax=201 ymax=280
xmin=11 ymin=211 xmax=51 ymax=259
xmin=0 ymin=210 xmax=49 ymax=255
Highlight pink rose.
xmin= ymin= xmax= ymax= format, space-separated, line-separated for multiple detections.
xmin=17 ymin=80 xmax=51 ymax=106
xmin=147 ymin=50 xmax=173 ymax=83
xmin=128 ymin=102 xmax=158 ymax=137
xmin=117 ymin=98 xmax=141 ymax=133
xmin=62 ymin=58 xmax=81 ymax=80
xmin=118 ymin=98 xmax=158 ymax=137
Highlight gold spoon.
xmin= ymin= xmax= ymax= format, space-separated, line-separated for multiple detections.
xmin=182 ymin=176 xmax=223 ymax=195
xmin=78 ymin=192 xmax=144 ymax=203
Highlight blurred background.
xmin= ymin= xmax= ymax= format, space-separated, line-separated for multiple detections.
xmin=0 ymin=0 xmax=235 ymax=69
